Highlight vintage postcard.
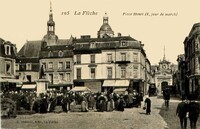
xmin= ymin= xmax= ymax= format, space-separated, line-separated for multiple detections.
xmin=1 ymin=0 xmax=200 ymax=129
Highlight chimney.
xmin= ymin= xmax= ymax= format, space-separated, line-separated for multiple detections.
xmin=118 ymin=33 xmax=121 ymax=37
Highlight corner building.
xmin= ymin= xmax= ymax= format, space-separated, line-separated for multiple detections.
xmin=0 ymin=38 xmax=21 ymax=91
xmin=184 ymin=23 xmax=200 ymax=97
xmin=73 ymin=14 xmax=151 ymax=94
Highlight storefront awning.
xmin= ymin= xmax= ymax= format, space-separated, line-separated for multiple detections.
xmin=0 ymin=78 xmax=22 ymax=84
xmin=102 ymin=80 xmax=115 ymax=87
xmin=102 ymin=80 xmax=130 ymax=87
xmin=22 ymin=84 xmax=36 ymax=89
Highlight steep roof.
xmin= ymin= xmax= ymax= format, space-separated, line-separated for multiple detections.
xmin=18 ymin=39 xmax=73 ymax=58
xmin=18 ymin=40 xmax=42 ymax=58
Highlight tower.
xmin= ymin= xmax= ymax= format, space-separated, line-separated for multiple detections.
xmin=42 ymin=1 xmax=58 ymax=46
xmin=97 ymin=13 xmax=114 ymax=38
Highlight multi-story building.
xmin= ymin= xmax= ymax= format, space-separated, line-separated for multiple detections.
xmin=17 ymin=3 xmax=74 ymax=91
xmin=175 ymin=54 xmax=188 ymax=96
xmin=73 ymin=14 xmax=152 ymax=94
xmin=0 ymin=38 xmax=21 ymax=91
xmin=184 ymin=22 xmax=200 ymax=97
xmin=151 ymin=52 xmax=177 ymax=95
xmin=16 ymin=40 xmax=41 ymax=90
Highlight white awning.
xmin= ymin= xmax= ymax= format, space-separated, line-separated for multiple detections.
xmin=70 ymin=86 xmax=91 ymax=92
xmin=22 ymin=84 xmax=36 ymax=89
xmin=102 ymin=80 xmax=115 ymax=87
xmin=102 ymin=80 xmax=130 ymax=87
xmin=0 ymin=78 xmax=22 ymax=84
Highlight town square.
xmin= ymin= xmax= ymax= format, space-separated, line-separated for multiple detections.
xmin=1 ymin=0 xmax=200 ymax=129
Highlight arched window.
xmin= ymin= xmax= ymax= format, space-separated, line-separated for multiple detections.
xmin=58 ymin=51 xmax=64 ymax=57
xmin=48 ymin=51 xmax=53 ymax=57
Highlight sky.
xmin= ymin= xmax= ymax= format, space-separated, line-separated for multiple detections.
xmin=0 ymin=0 xmax=200 ymax=65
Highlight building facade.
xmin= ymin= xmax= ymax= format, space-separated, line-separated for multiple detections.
xmin=151 ymin=53 xmax=177 ymax=95
xmin=184 ymin=23 xmax=200 ymax=97
xmin=0 ymin=38 xmax=21 ymax=91
xmin=16 ymin=3 xmax=74 ymax=91
xmin=16 ymin=40 xmax=41 ymax=90
xmin=73 ymin=14 xmax=152 ymax=94
xmin=175 ymin=54 xmax=188 ymax=96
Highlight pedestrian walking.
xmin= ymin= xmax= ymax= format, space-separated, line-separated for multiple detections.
xmin=163 ymin=88 xmax=170 ymax=110
xmin=176 ymin=96 xmax=189 ymax=129
xmin=188 ymin=95 xmax=200 ymax=129
xmin=138 ymin=92 xmax=143 ymax=108
xmin=144 ymin=95 xmax=151 ymax=115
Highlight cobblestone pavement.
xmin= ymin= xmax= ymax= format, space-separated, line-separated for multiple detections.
xmin=1 ymin=97 xmax=177 ymax=129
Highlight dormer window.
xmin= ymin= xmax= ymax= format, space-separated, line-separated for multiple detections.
xmin=48 ymin=51 xmax=53 ymax=57
xmin=5 ymin=45 xmax=11 ymax=55
xmin=90 ymin=42 xmax=96 ymax=48
xmin=58 ymin=51 xmax=64 ymax=57
xmin=121 ymin=40 xmax=127 ymax=47
xmin=26 ymin=63 xmax=32 ymax=70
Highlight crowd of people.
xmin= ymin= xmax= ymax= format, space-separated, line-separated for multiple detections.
xmin=0 ymin=89 xmax=144 ymax=117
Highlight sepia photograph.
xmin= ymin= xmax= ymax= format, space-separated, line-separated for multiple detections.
xmin=1 ymin=0 xmax=200 ymax=129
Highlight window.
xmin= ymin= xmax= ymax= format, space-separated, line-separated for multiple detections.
xmin=27 ymin=75 xmax=31 ymax=82
xmin=16 ymin=75 xmax=19 ymax=79
xmin=133 ymin=65 xmax=138 ymax=78
xmin=49 ymin=74 xmax=53 ymax=84
xmin=121 ymin=53 xmax=126 ymax=61
xmin=42 ymin=63 xmax=46 ymax=70
xmin=58 ymin=51 xmax=64 ymax=57
xmin=48 ymin=51 xmax=53 ymax=57
xmin=107 ymin=67 xmax=112 ymax=79
xmin=107 ymin=54 xmax=112 ymax=63
xmin=90 ymin=42 xmax=96 ymax=48
xmin=121 ymin=67 xmax=126 ymax=78
xmin=77 ymin=68 xmax=81 ymax=79
xmin=48 ymin=62 xmax=53 ymax=69
xmin=133 ymin=53 xmax=138 ymax=62
xmin=91 ymin=55 xmax=95 ymax=63
xmin=58 ymin=62 xmax=63 ymax=69
xmin=66 ymin=73 xmax=70 ymax=81
xmin=20 ymin=64 xmax=26 ymax=71
xmin=5 ymin=45 xmax=11 ymax=55
xmin=66 ymin=61 xmax=70 ymax=69
xmin=16 ymin=64 xmax=19 ymax=71
xmin=26 ymin=63 xmax=32 ymax=70
xmin=59 ymin=73 xmax=64 ymax=81
xmin=121 ymin=40 xmax=127 ymax=46
xmin=77 ymin=55 xmax=81 ymax=64
xmin=90 ymin=68 xmax=96 ymax=79
xmin=5 ymin=62 xmax=11 ymax=75
xmin=133 ymin=70 xmax=138 ymax=78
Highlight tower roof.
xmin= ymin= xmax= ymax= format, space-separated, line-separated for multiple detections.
xmin=99 ymin=13 xmax=113 ymax=32
xmin=47 ymin=1 xmax=55 ymax=26
xmin=98 ymin=13 xmax=114 ymax=38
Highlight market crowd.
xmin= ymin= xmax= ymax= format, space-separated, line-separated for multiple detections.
xmin=1 ymin=90 xmax=143 ymax=117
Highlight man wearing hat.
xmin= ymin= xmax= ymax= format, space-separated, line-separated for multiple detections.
xmin=188 ymin=95 xmax=200 ymax=129
xmin=176 ymin=95 xmax=189 ymax=129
